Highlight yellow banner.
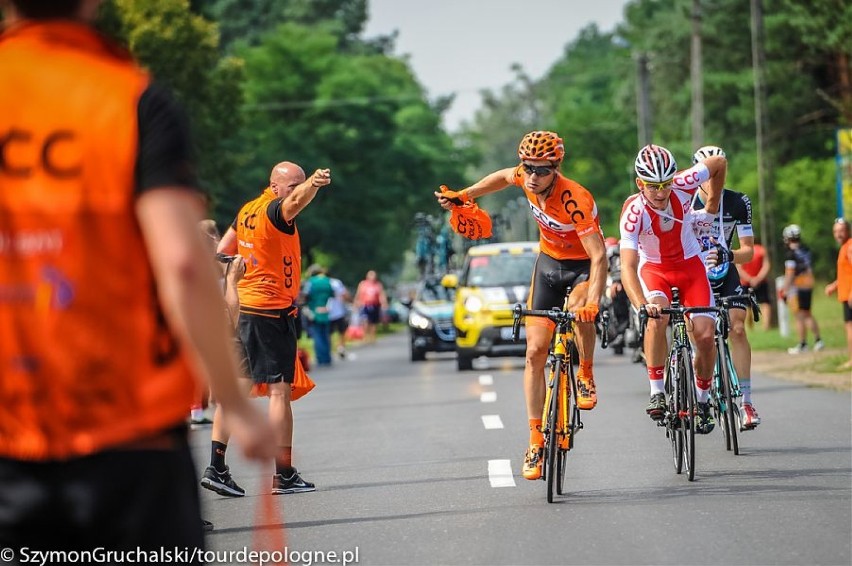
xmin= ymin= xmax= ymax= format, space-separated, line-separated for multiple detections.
xmin=839 ymin=128 xmax=852 ymax=219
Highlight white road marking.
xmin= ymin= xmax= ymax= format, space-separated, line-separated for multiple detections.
xmin=481 ymin=414 xmax=504 ymax=429
xmin=480 ymin=391 xmax=497 ymax=403
xmin=478 ymin=374 xmax=494 ymax=386
xmin=488 ymin=459 xmax=516 ymax=488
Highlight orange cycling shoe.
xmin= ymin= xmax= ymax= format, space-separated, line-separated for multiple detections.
xmin=522 ymin=444 xmax=543 ymax=480
xmin=576 ymin=368 xmax=597 ymax=410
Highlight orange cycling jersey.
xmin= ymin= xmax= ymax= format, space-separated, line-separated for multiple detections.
xmin=235 ymin=188 xmax=302 ymax=311
xmin=511 ymin=166 xmax=601 ymax=260
xmin=0 ymin=22 xmax=196 ymax=460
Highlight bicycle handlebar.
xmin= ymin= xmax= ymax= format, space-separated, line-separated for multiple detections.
xmin=637 ymin=304 xmax=722 ymax=341
xmin=510 ymin=304 xmax=610 ymax=348
xmin=715 ymin=290 xmax=761 ymax=323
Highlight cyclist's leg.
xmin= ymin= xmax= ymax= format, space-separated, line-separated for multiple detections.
xmin=637 ymin=263 xmax=671 ymax=417
xmin=567 ymin=278 xmax=599 ymax=409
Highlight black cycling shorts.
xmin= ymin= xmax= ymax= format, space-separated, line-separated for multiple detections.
xmin=238 ymin=308 xmax=297 ymax=384
xmin=748 ymin=280 xmax=770 ymax=305
xmin=529 ymin=253 xmax=591 ymax=311
xmin=711 ymin=268 xmax=748 ymax=310
xmin=843 ymin=302 xmax=852 ymax=323
xmin=796 ymin=288 xmax=814 ymax=311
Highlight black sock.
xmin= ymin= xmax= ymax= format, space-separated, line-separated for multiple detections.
xmin=275 ymin=463 xmax=296 ymax=477
xmin=211 ymin=441 xmax=227 ymax=471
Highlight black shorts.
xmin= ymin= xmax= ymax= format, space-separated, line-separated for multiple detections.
xmin=361 ymin=304 xmax=381 ymax=325
xmin=529 ymin=253 xmax=591 ymax=311
xmin=748 ymin=280 xmax=770 ymax=305
xmin=330 ymin=316 xmax=349 ymax=335
xmin=0 ymin=427 xmax=204 ymax=556
xmin=796 ymin=288 xmax=814 ymax=311
xmin=843 ymin=302 xmax=852 ymax=323
xmin=711 ymin=269 xmax=748 ymax=310
xmin=238 ymin=308 xmax=297 ymax=384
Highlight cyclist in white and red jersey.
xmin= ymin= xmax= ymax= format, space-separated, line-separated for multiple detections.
xmin=619 ymin=144 xmax=727 ymax=434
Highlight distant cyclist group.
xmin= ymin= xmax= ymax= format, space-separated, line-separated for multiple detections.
xmin=436 ymin=131 xmax=767 ymax=482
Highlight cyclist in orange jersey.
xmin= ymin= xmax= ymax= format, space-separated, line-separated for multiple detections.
xmin=204 ymin=161 xmax=331 ymax=496
xmin=436 ymin=131 xmax=607 ymax=481
xmin=0 ymin=0 xmax=275 ymax=551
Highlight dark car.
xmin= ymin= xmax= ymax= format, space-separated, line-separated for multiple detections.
xmin=405 ymin=277 xmax=456 ymax=361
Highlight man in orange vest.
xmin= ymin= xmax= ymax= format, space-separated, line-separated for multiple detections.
xmin=209 ymin=161 xmax=331 ymax=496
xmin=825 ymin=218 xmax=852 ymax=370
xmin=0 ymin=0 xmax=275 ymax=551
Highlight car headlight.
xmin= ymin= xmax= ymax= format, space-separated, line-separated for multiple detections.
xmin=409 ymin=311 xmax=433 ymax=330
xmin=464 ymin=295 xmax=483 ymax=313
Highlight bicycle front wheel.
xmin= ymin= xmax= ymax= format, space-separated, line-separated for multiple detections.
xmin=545 ymin=359 xmax=561 ymax=503
xmin=666 ymin=354 xmax=683 ymax=474
xmin=713 ymin=337 xmax=732 ymax=452
xmin=556 ymin=358 xmax=576 ymax=496
xmin=679 ymin=346 xmax=697 ymax=481
xmin=719 ymin=342 xmax=739 ymax=455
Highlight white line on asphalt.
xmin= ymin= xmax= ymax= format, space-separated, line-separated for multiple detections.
xmin=478 ymin=374 xmax=494 ymax=386
xmin=481 ymin=414 xmax=504 ymax=429
xmin=480 ymin=391 xmax=497 ymax=403
xmin=487 ymin=459 xmax=516 ymax=488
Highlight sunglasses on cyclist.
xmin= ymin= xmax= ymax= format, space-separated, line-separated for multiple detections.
xmin=522 ymin=163 xmax=555 ymax=177
xmin=640 ymin=179 xmax=673 ymax=192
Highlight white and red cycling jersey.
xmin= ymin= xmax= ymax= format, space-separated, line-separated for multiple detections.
xmin=619 ymin=163 xmax=715 ymax=309
xmin=619 ymin=163 xmax=711 ymax=264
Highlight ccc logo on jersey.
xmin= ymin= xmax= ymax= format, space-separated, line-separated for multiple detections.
xmin=0 ymin=129 xmax=82 ymax=178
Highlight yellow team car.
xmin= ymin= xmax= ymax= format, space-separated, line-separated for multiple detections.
xmin=442 ymin=241 xmax=539 ymax=371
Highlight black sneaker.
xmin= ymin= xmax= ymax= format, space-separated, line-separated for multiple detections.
xmin=200 ymin=465 xmax=245 ymax=497
xmin=646 ymin=393 xmax=666 ymax=420
xmin=272 ymin=470 xmax=316 ymax=494
xmin=695 ymin=402 xmax=716 ymax=434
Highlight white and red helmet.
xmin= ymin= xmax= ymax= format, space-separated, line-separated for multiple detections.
xmin=634 ymin=144 xmax=677 ymax=183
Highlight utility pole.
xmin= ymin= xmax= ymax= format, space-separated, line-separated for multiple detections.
xmin=635 ymin=53 xmax=652 ymax=146
xmin=751 ymin=0 xmax=778 ymax=325
xmin=691 ymin=0 xmax=704 ymax=149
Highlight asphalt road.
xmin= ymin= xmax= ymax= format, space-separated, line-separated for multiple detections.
xmin=191 ymin=332 xmax=852 ymax=566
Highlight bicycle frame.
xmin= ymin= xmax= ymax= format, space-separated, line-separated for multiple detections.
xmin=511 ymin=295 xmax=609 ymax=502
xmin=711 ymin=290 xmax=760 ymax=455
xmin=639 ymin=288 xmax=718 ymax=481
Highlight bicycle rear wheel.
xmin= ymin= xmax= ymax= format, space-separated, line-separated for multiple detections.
xmin=719 ymin=343 xmax=739 ymax=455
xmin=665 ymin=354 xmax=683 ymax=474
xmin=545 ymin=359 xmax=561 ymax=503
xmin=679 ymin=346 xmax=697 ymax=481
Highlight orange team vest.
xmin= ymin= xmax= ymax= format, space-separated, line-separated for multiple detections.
xmin=0 ymin=22 xmax=196 ymax=460
xmin=838 ymin=239 xmax=852 ymax=303
xmin=511 ymin=166 xmax=602 ymax=260
xmin=235 ymin=188 xmax=302 ymax=311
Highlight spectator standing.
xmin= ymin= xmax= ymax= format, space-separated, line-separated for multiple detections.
xmin=212 ymin=161 xmax=331 ymax=495
xmin=0 ymin=0 xmax=274 ymax=552
xmin=354 ymin=270 xmax=388 ymax=344
xmin=779 ymin=224 xmax=824 ymax=354
xmin=304 ymin=264 xmax=335 ymax=366
xmin=825 ymin=218 xmax=852 ymax=370
xmin=738 ymin=241 xmax=773 ymax=330
xmin=327 ymin=273 xmax=352 ymax=359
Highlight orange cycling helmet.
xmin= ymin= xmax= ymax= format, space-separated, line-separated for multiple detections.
xmin=518 ymin=131 xmax=565 ymax=162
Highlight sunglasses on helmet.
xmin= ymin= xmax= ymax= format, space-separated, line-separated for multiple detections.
xmin=522 ymin=163 xmax=555 ymax=177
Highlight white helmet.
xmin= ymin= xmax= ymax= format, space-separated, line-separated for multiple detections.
xmin=782 ymin=224 xmax=801 ymax=241
xmin=692 ymin=145 xmax=726 ymax=164
xmin=634 ymin=144 xmax=677 ymax=183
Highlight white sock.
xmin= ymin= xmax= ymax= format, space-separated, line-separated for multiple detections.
xmin=740 ymin=379 xmax=752 ymax=405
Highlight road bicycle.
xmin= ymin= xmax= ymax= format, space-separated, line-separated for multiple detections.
xmin=512 ymin=294 xmax=608 ymax=502
xmin=711 ymin=290 xmax=761 ymax=455
xmin=639 ymin=288 xmax=718 ymax=482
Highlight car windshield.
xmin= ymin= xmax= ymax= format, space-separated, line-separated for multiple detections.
xmin=418 ymin=280 xmax=453 ymax=302
xmin=464 ymin=253 xmax=536 ymax=287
